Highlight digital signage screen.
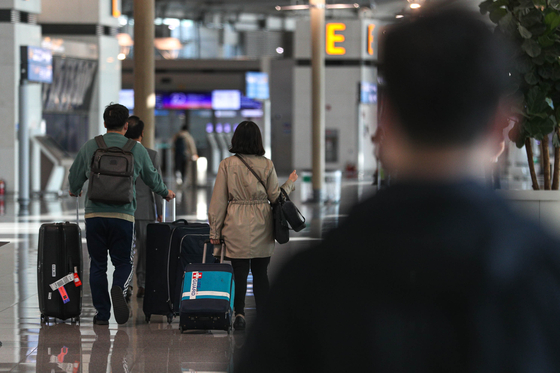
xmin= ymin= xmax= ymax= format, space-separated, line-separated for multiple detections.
xmin=21 ymin=46 xmax=53 ymax=84
xmin=212 ymin=90 xmax=241 ymax=110
xmin=245 ymin=72 xmax=269 ymax=100
xmin=360 ymin=82 xmax=377 ymax=104
xmin=160 ymin=92 xmax=212 ymax=110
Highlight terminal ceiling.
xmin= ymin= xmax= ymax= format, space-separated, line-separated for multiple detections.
xmin=120 ymin=0 xmax=421 ymax=21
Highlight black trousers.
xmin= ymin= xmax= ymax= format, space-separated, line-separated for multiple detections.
xmin=230 ymin=257 xmax=271 ymax=316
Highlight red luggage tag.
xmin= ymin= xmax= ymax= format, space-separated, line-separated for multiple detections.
xmin=58 ymin=286 xmax=70 ymax=304
xmin=73 ymin=267 xmax=82 ymax=287
xmin=58 ymin=347 xmax=68 ymax=363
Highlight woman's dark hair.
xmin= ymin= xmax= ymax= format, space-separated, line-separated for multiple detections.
xmin=229 ymin=121 xmax=265 ymax=156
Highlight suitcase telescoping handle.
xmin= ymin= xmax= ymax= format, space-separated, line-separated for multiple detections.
xmin=204 ymin=239 xmax=225 ymax=264
xmin=161 ymin=197 xmax=176 ymax=222
xmin=75 ymin=196 xmax=79 ymax=225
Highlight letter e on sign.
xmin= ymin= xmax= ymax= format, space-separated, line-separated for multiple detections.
xmin=326 ymin=23 xmax=346 ymax=55
xmin=367 ymin=24 xmax=375 ymax=55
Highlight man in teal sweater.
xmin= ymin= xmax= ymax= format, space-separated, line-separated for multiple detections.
xmin=68 ymin=103 xmax=175 ymax=325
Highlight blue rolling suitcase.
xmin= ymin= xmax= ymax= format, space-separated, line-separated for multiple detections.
xmin=179 ymin=241 xmax=235 ymax=333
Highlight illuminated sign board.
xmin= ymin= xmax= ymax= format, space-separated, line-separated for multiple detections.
xmin=367 ymin=24 xmax=375 ymax=56
xmin=21 ymin=46 xmax=53 ymax=84
xmin=111 ymin=0 xmax=121 ymax=17
xmin=323 ymin=22 xmax=377 ymax=57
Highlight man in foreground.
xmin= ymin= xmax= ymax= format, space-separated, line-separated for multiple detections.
xmin=69 ymin=103 xmax=175 ymax=325
xmin=236 ymin=7 xmax=560 ymax=372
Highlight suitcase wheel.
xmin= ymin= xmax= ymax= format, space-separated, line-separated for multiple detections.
xmin=179 ymin=325 xmax=184 ymax=333
xmin=167 ymin=314 xmax=173 ymax=324
xmin=40 ymin=314 xmax=47 ymax=323
xmin=145 ymin=315 xmax=151 ymax=323
xmin=71 ymin=317 xmax=79 ymax=324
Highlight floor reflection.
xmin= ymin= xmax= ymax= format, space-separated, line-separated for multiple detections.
xmin=0 ymin=178 xmax=375 ymax=372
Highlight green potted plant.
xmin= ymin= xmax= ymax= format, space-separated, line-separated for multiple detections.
xmin=480 ymin=0 xmax=560 ymax=190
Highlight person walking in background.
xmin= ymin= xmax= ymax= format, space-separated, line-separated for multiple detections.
xmin=236 ymin=7 xmax=560 ymax=373
xmin=68 ymin=103 xmax=175 ymax=325
xmin=173 ymin=123 xmax=198 ymax=186
xmin=125 ymin=115 xmax=164 ymax=299
xmin=208 ymin=121 xmax=298 ymax=331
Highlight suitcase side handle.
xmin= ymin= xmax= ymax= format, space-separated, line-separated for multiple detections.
xmin=204 ymin=239 xmax=225 ymax=264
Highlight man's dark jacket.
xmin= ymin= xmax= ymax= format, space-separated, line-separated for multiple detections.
xmin=236 ymin=181 xmax=560 ymax=373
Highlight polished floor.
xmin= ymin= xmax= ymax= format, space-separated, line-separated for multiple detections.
xmin=0 ymin=176 xmax=375 ymax=372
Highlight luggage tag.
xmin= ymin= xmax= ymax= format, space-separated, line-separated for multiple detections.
xmin=58 ymin=286 xmax=70 ymax=304
xmin=73 ymin=267 xmax=82 ymax=287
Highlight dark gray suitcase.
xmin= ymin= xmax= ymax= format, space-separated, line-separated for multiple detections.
xmin=37 ymin=221 xmax=83 ymax=323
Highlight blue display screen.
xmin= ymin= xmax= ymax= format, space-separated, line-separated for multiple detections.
xmin=246 ymin=72 xmax=269 ymax=100
xmin=25 ymin=46 xmax=53 ymax=84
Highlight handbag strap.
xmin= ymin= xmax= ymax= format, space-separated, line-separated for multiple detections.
xmin=235 ymin=154 xmax=277 ymax=202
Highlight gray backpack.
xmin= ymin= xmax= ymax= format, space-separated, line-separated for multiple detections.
xmin=88 ymin=135 xmax=136 ymax=205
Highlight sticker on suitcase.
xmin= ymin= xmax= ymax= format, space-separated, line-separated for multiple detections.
xmin=183 ymin=271 xmax=233 ymax=301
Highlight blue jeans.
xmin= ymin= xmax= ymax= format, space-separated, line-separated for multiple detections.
xmin=85 ymin=217 xmax=134 ymax=321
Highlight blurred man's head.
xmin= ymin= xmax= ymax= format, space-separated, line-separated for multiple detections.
xmin=125 ymin=115 xmax=144 ymax=140
xmin=379 ymin=7 xmax=512 ymax=177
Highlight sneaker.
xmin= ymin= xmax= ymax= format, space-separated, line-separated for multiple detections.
xmin=136 ymin=286 xmax=145 ymax=298
xmin=93 ymin=315 xmax=109 ymax=325
xmin=111 ymin=285 xmax=130 ymax=325
xmin=233 ymin=314 xmax=246 ymax=330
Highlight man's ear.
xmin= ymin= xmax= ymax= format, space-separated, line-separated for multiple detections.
xmin=123 ymin=122 xmax=129 ymax=132
xmin=141 ymin=130 xmax=144 ymax=138
xmin=103 ymin=122 xmax=107 ymax=128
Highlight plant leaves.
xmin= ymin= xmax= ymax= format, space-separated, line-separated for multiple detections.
xmin=479 ymin=0 xmax=492 ymax=15
xmin=490 ymin=8 xmax=508 ymax=23
xmin=525 ymin=116 xmax=555 ymax=140
xmin=533 ymin=52 xmax=546 ymax=65
xmin=523 ymin=38 xmax=542 ymax=57
xmin=519 ymin=24 xmax=533 ymax=38
xmin=526 ymin=70 xmax=540 ymax=84
xmin=545 ymin=12 xmax=560 ymax=32
xmin=526 ymin=86 xmax=549 ymax=114
xmin=509 ymin=122 xmax=527 ymax=148
xmin=533 ymin=0 xmax=547 ymax=8
xmin=551 ymin=0 xmax=560 ymax=11
xmin=515 ymin=55 xmax=534 ymax=74
xmin=538 ymin=34 xmax=555 ymax=47
xmin=538 ymin=65 xmax=553 ymax=79
xmin=556 ymin=105 xmax=560 ymax=124
xmin=521 ymin=9 xmax=544 ymax=28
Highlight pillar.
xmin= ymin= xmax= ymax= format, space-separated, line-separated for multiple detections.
xmin=133 ymin=0 xmax=155 ymax=149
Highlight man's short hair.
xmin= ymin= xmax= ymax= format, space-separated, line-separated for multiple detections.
xmin=125 ymin=115 xmax=144 ymax=139
xmin=103 ymin=103 xmax=129 ymax=130
xmin=382 ymin=8 xmax=511 ymax=147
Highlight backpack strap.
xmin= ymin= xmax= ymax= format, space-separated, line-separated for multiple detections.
xmin=94 ymin=135 xmax=108 ymax=149
xmin=95 ymin=135 xmax=136 ymax=152
xmin=122 ymin=138 xmax=137 ymax=152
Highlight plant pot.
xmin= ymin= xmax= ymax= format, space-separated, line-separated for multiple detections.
xmin=497 ymin=190 xmax=560 ymax=238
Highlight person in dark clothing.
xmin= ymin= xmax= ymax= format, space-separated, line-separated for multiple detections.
xmin=236 ymin=6 xmax=560 ymax=373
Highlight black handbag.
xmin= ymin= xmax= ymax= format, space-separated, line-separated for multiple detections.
xmin=235 ymin=155 xmax=295 ymax=244
xmin=279 ymin=188 xmax=306 ymax=232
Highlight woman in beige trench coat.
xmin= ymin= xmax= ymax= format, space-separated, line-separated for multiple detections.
xmin=208 ymin=121 xmax=298 ymax=330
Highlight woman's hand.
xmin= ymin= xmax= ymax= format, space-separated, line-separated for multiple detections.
xmin=210 ymin=238 xmax=221 ymax=245
xmin=289 ymin=170 xmax=298 ymax=182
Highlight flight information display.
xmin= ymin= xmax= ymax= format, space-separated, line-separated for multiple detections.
xmin=21 ymin=46 xmax=53 ymax=84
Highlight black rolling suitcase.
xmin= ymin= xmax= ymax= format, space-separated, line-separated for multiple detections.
xmin=143 ymin=201 xmax=214 ymax=323
xmin=37 ymin=199 xmax=83 ymax=323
